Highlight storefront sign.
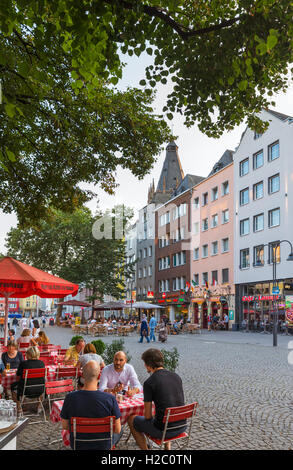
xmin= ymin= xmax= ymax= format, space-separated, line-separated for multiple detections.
xmin=220 ymin=296 xmax=227 ymax=303
xmin=229 ymin=310 xmax=234 ymax=320
xmin=242 ymin=295 xmax=281 ymax=302
xmin=284 ymin=283 xmax=293 ymax=291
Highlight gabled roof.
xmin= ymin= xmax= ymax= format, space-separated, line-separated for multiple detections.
xmin=172 ymin=174 xmax=205 ymax=197
xmin=266 ymin=109 xmax=293 ymax=121
xmin=208 ymin=149 xmax=234 ymax=177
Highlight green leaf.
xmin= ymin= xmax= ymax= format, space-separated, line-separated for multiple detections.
xmin=238 ymin=80 xmax=248 ymax=91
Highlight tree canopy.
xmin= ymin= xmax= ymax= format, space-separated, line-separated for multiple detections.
xmin=1 ymin=0 xmax=292 ymax=137
xmin=0 ymin=0 xmax=292 ymax=223
xmin=5 ymin=206 xmax=134 ymax=320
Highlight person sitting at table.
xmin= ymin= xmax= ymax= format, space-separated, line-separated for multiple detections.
xmin=8 ymin=329 xmax=16 ymax=342
xmin=76 ymin=343 xmax=105 ymax=388
xmin=1 ymin=340 xmax=24 ymax=370
xmin=11 ymin=346 xmax=45 ymax=410
xmin=17 ymin=328 xmax=36 ymax=347
xmin=64 ymin=338 xmax=85 ymax=366
xmin=99 ymin=351 xmax=142 ymax=397
xmin=35 ymin=330 xmax=50 ymax=346
xmin=61 ymin=360 xmax=122 ymax=450
xmin=127 ymin=348 xmax=187 ymax=450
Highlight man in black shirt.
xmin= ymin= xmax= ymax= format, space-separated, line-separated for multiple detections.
xmin=127 ymin=348 xmax=186 ymax=450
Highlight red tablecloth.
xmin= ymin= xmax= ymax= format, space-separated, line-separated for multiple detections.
xmin=1 ymin=364 xmax=78 ymax=389
xmin=50 ymin=393 xmax=155 ymax=447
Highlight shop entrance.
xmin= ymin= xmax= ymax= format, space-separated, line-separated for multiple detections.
xmin=202 ymin=302 xmax=208 ymax=329
xmin=193 ymin=303 xmax=199 ymax=324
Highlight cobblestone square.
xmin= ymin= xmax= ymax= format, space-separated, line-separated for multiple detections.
xmin=16 ymin=326 xmax=293 ymax=450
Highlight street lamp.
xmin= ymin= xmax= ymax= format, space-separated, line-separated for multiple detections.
xmin=255 ymin=240 xmax=293 ymax=347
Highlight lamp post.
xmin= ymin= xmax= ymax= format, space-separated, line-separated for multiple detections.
xmin=255 ymin=240 xmax=293 ymax=347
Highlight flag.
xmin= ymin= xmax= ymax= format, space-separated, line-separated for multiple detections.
xmin=205 ymin=281 xmax=209 ymax=289
xmin=213 ymin=279 xmax=217 ymax=286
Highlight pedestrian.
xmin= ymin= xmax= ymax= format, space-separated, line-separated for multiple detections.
xmin=207 ymin=314 xmax=212 ymax=332
xmin=224 ymin=313 xmax=229 ymax=331
xmin=42 ymin=315 xmax=46 ymax=328
xmin=149 ymin=313 xmax=157 ymax=342
xmin=139 ymin=315 xmax=150 ymax=344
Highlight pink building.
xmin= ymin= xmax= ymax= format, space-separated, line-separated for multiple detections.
xmin=190 ymin=152 xmax=235 ymax=329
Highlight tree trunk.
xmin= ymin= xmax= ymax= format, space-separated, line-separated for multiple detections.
xmin=56 ymin=298 xmax=64 ymax=325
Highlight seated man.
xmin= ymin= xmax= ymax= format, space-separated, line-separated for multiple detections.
xmin=64 ymin=338 xmax=85 ymax=365
xmin=99 ymin=351 xmax=142 ymax=397
xmin=61 ymin=361 xmax=122 ymax=450
xmin=127 ymin=348 xmax=187 ymax=450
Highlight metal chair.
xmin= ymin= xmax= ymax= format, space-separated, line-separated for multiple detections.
xmin=45 ymin=379 xmax=74 ymax=414
xmin=146 ymin=402 xmax=198 ymax=450
xmin=71 ymin=416 xmax=116 ymax=450
xmin=19 ymin=368 xmax=47 ymax=423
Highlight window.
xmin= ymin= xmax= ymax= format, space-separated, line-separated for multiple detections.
xmin=202 ymin=192 xmax=208 ymax=206
xmin=222 ymin=181 xmax=229 ymax=196
xmin=148 ymin=265 xmax=152 ymax=276
xmin=193 ymin=274 xmax=199 ymax=286
xmin=253 ymin=150 xmax=264 ymax=170
xmin=138 ymin=269 xmax=142 ymax=279
xmin=202 ymin=272 xmax=208 ymax=285
xmin=240 ymin=187 xmax=249 ymax=206
xmin=240 ymin=158 xmax=249 ymax=176
xmin=222 ymin=238 xmax=229 ymax=253
xmin=211 ymin=214 xmax=218 ymax=228
xmin=159 ymin=212 xmax=170 ymax=226
xmin=202 ymin=244 xmax=208 ymax=258
xmin=253 ymin=213 xmax=264 ymax=232
xmin=222 ymin=268 xmax=229 ymax=283
xmin=268 ymin=208 xmax=280 ymax=228
xmin=253 ymin=181 xmax=263 ymax=200
xmin=193 ymin=222 xmax=200 ymax=235
xmin=139 ymin=250 xmax=142 ymax=260
xmin=202 ymin=218 xmax=208 ymax=231
xmin=240 ymin=218 xmax=250 ymax=236
xmin=222 ymin=209 xmax=229 ymax=224
xmin=240 ymin=248 xmax=250 ymax=269
xmin=143 ymin=267 xmax=147 ymax=277
xmin=165 ymin=279 xmax=170 ymax=292
xmin=211 ymin=270 xmax=218 ymax=284
xmin=172 ymin=278 xmax=177 ymax=291
xmin=253 ymin=245 xmax=264 ymax=266
xmin=212 ymin=241 xmax=218 ymax=255
xmin=194 ymin=197 xmax=199 ymax=209
xmin=193 ymin=248 xmax=199 ymax=260
xmin=143 ymin=248 xmax=147 ymax=258
xmin=149 ymin=246 xmax=152 ymax=257
xmin=268 ymin=141 xmax=279 ymax=162
xmin=211 ymin=186 xmax=218 ymax=201
xmin=268 ymin=174 xmax=280 ymax=194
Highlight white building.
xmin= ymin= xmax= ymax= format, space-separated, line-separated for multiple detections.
xmin=233 ymin=109 xmax=293 ymax=325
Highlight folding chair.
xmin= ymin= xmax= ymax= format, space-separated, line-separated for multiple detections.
xmin=57 ymin=366 xmax=79 ymax=389
xmin=71 ymin=416 xmax=116 ymax=450
xmin=146 ymin=402 xmax=198 ymax=450
xmin=19 ymin=368 xmax=47 ymax=423
xmin=40 ymin=355 xmax=55 ymax=366
xmin=45 ymin=379 xmax=74 ymax=414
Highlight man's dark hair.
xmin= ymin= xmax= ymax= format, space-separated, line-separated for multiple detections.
xmin=141 ymin=349 xmax=164 ymax=369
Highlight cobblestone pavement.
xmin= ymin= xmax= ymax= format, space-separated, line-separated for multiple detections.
xmin=15 ymin=326 xmax=293 ymax=450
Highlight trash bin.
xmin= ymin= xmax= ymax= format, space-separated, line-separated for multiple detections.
xmin=232 ymin=323 xmax=239 ymax=332
xmin=49 ymin=318 xmax=54 ymax=326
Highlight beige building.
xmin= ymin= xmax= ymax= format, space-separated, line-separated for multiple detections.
xmin=19 ymin=296 xmax=38 ymax=316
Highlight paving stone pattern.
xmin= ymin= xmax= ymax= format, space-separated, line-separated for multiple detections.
xmin=16 ymin=326 xmax=293 ymax=450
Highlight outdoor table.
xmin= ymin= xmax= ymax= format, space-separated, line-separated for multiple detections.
xmin=50 ymin=393 xmax=155 ymax=448
xmin=0 ymin=418 xmax=29 ymax=450
xmin=1 ymin=364 xmax=80 ymax=389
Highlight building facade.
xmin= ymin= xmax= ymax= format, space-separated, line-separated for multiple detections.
xmin=233 ymin=109 xmax=293 ymax=326
xmin=190 ymin=153 xmax=235 ymax=329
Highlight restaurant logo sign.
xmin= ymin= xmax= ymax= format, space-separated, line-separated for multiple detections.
xmin=242 ymin=295 xmax=281 ymax=302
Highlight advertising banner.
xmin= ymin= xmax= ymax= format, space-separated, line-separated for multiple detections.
xmin=285 ymin=296 xmax=293 ymax=323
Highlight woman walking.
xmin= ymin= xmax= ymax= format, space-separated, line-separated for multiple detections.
xmin=139 ymin=315 xmax=150 ymax=343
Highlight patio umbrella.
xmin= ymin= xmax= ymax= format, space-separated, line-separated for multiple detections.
xmin=0 ymin=256 xmax=79 ymax=345
xmin=57 ymin=300 xmax=91 ymax=307
xmin=130 ymin=302 xmax=164 ymax=309
xmin=94 ymin=301 xmax=126 ymax=310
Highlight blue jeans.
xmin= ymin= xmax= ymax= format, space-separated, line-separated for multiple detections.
xmin=139 ymin=333 xmax=150 ymax=343
xmin=149 ymin=329 xmax=156 ymax=341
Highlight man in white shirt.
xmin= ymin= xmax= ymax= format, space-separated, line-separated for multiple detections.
xmin=99 ymin=351 xmax=142 ymax=398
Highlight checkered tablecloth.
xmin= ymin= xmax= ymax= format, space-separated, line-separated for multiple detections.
xmin=1 ymin=364 xmax=74 ymax=389
xmin=50 ymin=393 xmax=155 ymax=448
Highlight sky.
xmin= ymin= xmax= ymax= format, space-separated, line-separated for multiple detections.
xmin=0 ymin=52 xmax=292 ymax=253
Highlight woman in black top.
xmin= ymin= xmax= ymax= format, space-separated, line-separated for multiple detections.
xmin=1 ymin=340 xmax=23 ymax=369
xmin=11 ymin=346 xmax=45 ymax=402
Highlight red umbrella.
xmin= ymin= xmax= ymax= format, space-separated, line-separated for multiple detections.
xmin=0 ymin=257 xmax=79 ymax=345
